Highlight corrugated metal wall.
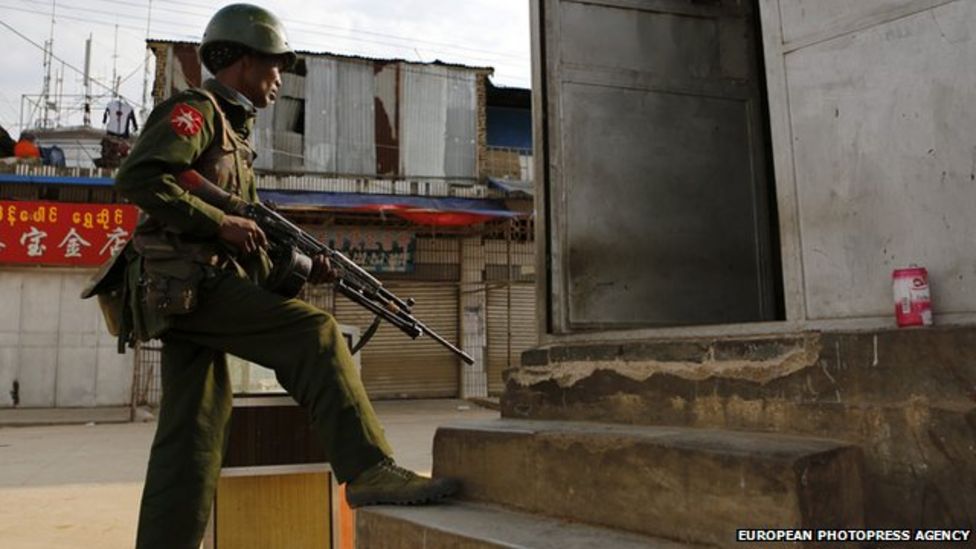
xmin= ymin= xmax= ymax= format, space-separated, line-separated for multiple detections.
xmin=486 ymin=284 xmax=536 ymax=395
xmin=483 ymin=236 xmax=537 ymax=395
xmin=274 ymin=131 xmax=304 ymax=171
xmin=401 ymin=65 xmax=449 ymax=178
xmin=444 ymin=71 xmax=478 ymax=178
xmin=399 ymin=65 xmax=477 ymax=179
xmin=153 ymin=44 xmax=482 ymax=180
xmin=304 ymin=57 xmax=338 ymax=173
xmin=295 ymin=231 xmax=462 ymax=398
xmin=252 ymin=104 xmax=275 ymax=170
xmin=335 ymin=283 xmax=459 ymax=399
xmin=374 ymin=63 xmax=400 ymax=176
xmin=335 ymin=62 xmax=376 ymax=175
xmin=303 ymin=58 xmax=378 ymax=175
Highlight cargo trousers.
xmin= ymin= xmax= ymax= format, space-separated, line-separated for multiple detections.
xmin=134 ymin=268 xmax=393 ymax=549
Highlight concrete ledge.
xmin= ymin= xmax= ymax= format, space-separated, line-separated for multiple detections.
xmin=433 ymin=419 xmax=864 ymax=548
xmin=503 ymin=326 xmax=976 ymax=529
xmin=0 ymin=407 xmax=130 ymax=426
xmin=357 ymin=501 xmax=697 ymax=549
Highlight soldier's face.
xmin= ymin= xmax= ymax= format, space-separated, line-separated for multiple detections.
xmin=241 ymin=55 xmax=284 ymax=109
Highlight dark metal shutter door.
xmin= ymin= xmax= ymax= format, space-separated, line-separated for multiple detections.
xmin=334 ymin=282 xmax=459 ymax=399
xmin=487 ymin=284 xmax=537 ymax=395
xmin=542 ymin=0 xmax=780 ymax=328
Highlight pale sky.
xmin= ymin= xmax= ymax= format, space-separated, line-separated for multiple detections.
xmin=0 ymin=0 xmax=532 ymax=135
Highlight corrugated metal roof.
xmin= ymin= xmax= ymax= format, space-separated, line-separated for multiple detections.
xmin=146 ymin=39 xmax=494 ymax=74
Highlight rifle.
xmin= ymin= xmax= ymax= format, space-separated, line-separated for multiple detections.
xmin=176 ymin=169 xmax=475 ymax=365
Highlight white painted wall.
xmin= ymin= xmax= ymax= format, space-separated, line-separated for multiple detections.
xmin=763 ymin=0 xmax=976 ymax=322
xmin=0 ymin=269 xmax=132 ymax=408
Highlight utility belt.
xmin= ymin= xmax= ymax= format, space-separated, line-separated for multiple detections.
xmin=133 ymin=231 xmax=223 ymax=317
xmin=132 ymin=229 xmax=309 ymax=331
xmin=84 ymin=226 xmax=305 ymax=350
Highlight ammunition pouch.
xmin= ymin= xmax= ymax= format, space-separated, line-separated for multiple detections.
xmin=141 ymin=252 xmax=207 ymax=315
xmin=132 ymin=233 xmax=216 ymax=336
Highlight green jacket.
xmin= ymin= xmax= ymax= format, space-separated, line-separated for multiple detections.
xmin=117 ymin=78 xmax=261 ymax=236
xmin=89 ymin=79 xmax=272 ymax=342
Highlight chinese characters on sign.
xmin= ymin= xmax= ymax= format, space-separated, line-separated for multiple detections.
xmin=310 ymin=228 xmax=415 ymax=273
xmin=0 ymin=201 xmax=139 ymax=267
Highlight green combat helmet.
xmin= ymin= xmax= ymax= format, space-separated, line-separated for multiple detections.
xmin=199 ymin=3 xmax=297 ymax=73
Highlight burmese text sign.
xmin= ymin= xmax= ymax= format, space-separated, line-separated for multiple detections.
xmin=0 ymin=201 xmax=139 ymax=267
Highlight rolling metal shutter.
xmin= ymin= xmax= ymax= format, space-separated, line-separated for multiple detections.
xmin=334 ymin=282 xmax=460 ymax=399
xmin=486 ymin=284 xmax=537 ymax=395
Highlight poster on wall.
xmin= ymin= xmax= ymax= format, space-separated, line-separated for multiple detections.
xmin=308 ymin=227 xmax=415 ymax=273
xmin=0 ymin=201 xmax=139 ymax=267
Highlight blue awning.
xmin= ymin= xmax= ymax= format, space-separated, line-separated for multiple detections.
xmin=258 ymin=190 xmax=520 ymax=217
xmin=487 ymin=177 xmax=534 ymax=196
xmin=260 ymin=190 xmax=523 ymax=226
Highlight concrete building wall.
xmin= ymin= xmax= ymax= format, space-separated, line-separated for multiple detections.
xmin=533 ymin=0 xmax=976 ymax=339
xmin=0 ymin=269 xmax=131 ymax=408
xmin=763 ymin=0 xmax=976 ymax=324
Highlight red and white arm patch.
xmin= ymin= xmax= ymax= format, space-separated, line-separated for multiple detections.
xmin=170 ymin=103 xmax=204 ymax=137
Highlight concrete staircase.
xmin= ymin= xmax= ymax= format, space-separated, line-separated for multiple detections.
xmin=357 ymin=419 xmax=865 ymax=548
xmin=358 ymin=502 xmax=690 ymax=548
xmin=356 ymin=327 xmax=976 ymax=545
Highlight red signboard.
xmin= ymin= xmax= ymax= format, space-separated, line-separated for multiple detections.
xmin=0 ymin=201 xmax=139 ymax=267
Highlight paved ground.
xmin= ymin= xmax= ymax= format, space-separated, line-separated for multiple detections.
xmin=0 ymin=399 xmax=497 ymax=549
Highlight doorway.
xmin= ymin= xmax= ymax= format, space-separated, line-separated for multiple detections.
xmin=535 ymin=0 xmax=783 ymax=331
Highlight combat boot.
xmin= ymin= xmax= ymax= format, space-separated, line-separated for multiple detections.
xmin=346 ymin=459 xmax=459 ymax=507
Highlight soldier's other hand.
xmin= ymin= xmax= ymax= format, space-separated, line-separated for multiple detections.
xmin=218 ymin=215 xmax=267 ymax=255
xmin=309 ymin=254 xmax=337 ymax=284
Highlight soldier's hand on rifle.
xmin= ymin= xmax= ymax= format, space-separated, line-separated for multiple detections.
xmin=218 ymin=215 xmax=267 ymax=255
xmin=309 ymin=254 xmax=337 ymax=284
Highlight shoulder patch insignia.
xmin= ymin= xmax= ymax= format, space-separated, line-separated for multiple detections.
xmin=170 ymin=103 xmax=204 ymax=137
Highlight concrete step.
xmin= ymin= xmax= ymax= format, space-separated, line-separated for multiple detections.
xmin=503 ymin=330 xmax=976 ymax=529
xmin=433 ymin=419 xmax=864 ymax=548
xmin=357 ymin=501 xmax=702 ymax=549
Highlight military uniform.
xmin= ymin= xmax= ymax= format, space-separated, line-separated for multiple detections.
xmin=112 ymin=78 xmax=393 ymax=549
xmin=81 ymin=6 xmax=457 ymax=546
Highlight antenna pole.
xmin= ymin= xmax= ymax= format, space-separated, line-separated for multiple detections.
xmin=140 ymin=0 xmax=153 ymax=124
xmin=55 ymin=61 xmax=64 ymax=127
xmin=40 ymin=0 xmax=57 ymax=129
xmin=83 ymin=35 xmax=92 ymax=127
xmin=112 ymin=23 xmax=119 ymax=98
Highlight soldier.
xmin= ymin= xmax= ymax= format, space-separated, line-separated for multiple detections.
xmin=108 ymin=4 xmax=458 ymax=547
